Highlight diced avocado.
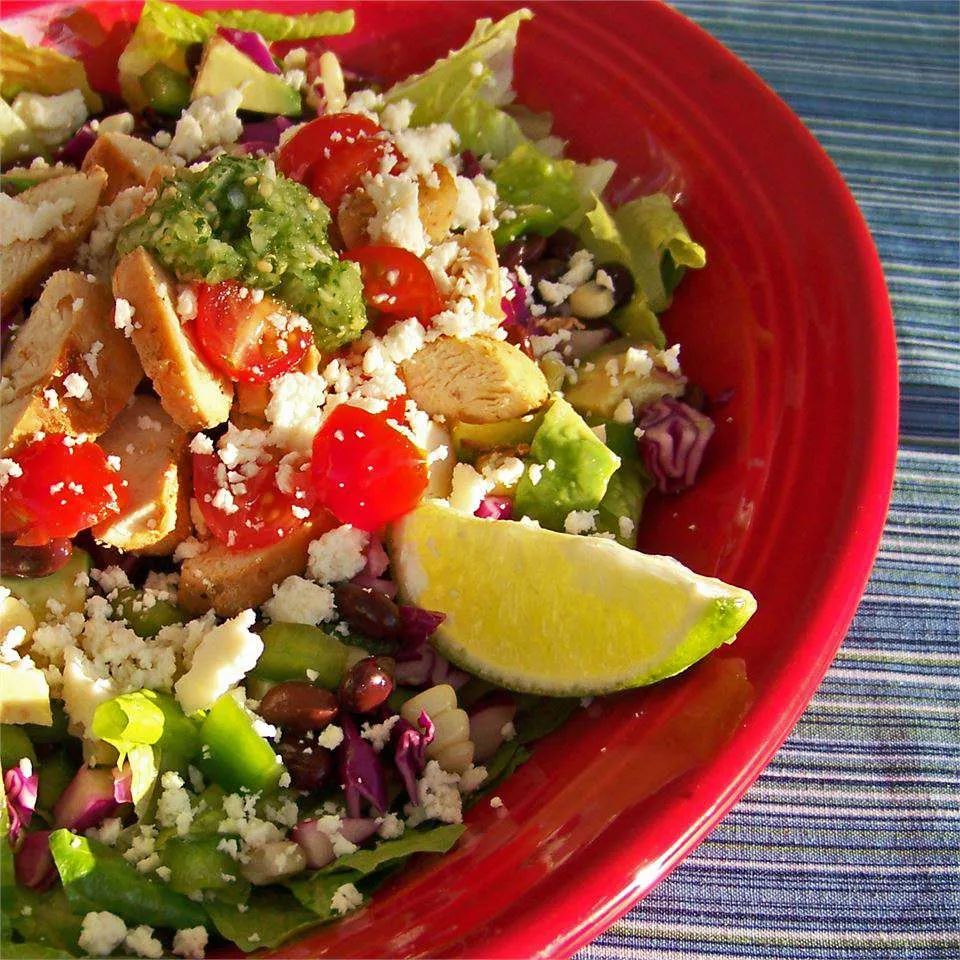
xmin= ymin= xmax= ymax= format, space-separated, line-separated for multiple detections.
xmin=564 ymin=338 xmax=685 ymax=419
xmin=452 ymin=412 xmax=544 ymax=463
xmin=192 ymin=35 xmax=301 ymax=116
xmin=114 ymin=588 xmax=186 ymax=638
xmin=1 ymin=549 xmax=91 ymax=623
xmin=0 ymin=725 xmax=36 ymax=769
xmin=0 ymin=98 xmax=45 ymax=166
xmin=514 ymin=397 xmax=621 ymax=531
xmin=141 ymin=63 xmax=192 ymax=117
xmin=0 ymin=664 xmax=52 ymax=726
xmin=254 ymin=623 xmax=349 ymax=688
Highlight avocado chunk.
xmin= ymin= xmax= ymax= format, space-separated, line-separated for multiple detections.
xmin=451 ymin=412 xmax=544 ymax=463
xmin=114 ymin=588 xmax=186 ymax=638
xmin=594 ymin=421 xmax=653 ymax=546
xmin=1 ymin=549 xmax=91 ymax=623
xmin=564 ymin=338 xmax=685 ymax=419
xmin=192 ymin=35 xmax=300 ymax=116
xmin=514 ymin=397 xmax=621 ymax=531
xmin=0 ymin=98 xmax=45 ymax=166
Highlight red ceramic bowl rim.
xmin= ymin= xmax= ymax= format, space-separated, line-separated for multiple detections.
xmin=0 ymin=1 xmax=898 ymax=956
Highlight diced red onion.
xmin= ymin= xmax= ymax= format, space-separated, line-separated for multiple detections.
xmin=52 ymin=765 xmax=122 ymax=832
xmin=475 ymin=496 xmax=513 ymax=521
xmin=637 ymin=397 xmax=715 ymax=494
xmin=565 ymin=327 xmax=614 ymax=360
xmin=338 ymin=817 xmax=377 ymax=845
xmin=14 ymin=830 xmax=56 ymax=891
xmin=239 ymin=117 xmax=293 ymax=146
xmin=217 ymin=26 xmax=281 ymax=74
xmin=53 ymin=125 xmax=97 ymax=166
xmin=113 ymin=764 xmax=132 ymax=804
xmin=292 ymin=819 xmax=335 ymax=869
xmin=363 ymin=536 xmax=390 ymax=578
xmin=398 ymin=605 xmax=445 ymax=643
xmin=468 ymin=693 xmax=518 ymax=762
xmin=4 ymin=760 xmax=38 ymax=843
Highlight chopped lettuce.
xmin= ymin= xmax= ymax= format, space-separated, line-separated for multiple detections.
xmin=595 ymin=422 xmax=653 ymax=546
xmin=119 ymin=0 xmax=354 ymax=110
xmin=207 ymin=889 xmax=320 ymax=952
xmin=49 ymin=831 xmax=208 ymax=930
xmin=320 ymin=824 xmax=465 ymax=877
xmin=385 ymin=10 xmax=531 ymax=159
xmin=0 ymin=32 xmax=101 ymax=112
xmin=580 ymin=194 xmax=706 ymax=347
xmin=92 ymin=690 xmax=199 ymax=813
xmin=285 ymin=869 xmax=361 ymax=918
xmin=3 ymin=887 xmax=82 ymax=956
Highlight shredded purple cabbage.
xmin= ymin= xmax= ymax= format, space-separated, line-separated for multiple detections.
xmin=14 ymin=830 xmax=56 ymax=892
xmin=3 ymin=761 xmax=38 ymax=843
xmin=54 ymin=125 xmax=97 ymax=166
xmin=393 ymin=606 xmax=469 ymax=689
xmin=500 ymin=271 xmax=532 ymax=335
xmin=637 ymin=397 xmax=715 ymax=493
xmin=339 ymin=715 xmax=387 ymax=818
xmin=393 ymin=710 xmax=435 ymax=804
xmin=217 ymin=26 xmax=281 ymax=74
xmin=475 ymin=496 xmax=513 ymax=520
xmin=398 ymin=605 xmax=445 ymax=643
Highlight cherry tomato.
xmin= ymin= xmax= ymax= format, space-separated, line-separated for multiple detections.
xmin=1 ymin=435 xmax=124 ymax=546
xmin=312 ymin=405 xmax=428 ymax=531
xmin=344 ymin=245 xmax=443 ymax=327
xmin=193 ymin=281 xmax=312 ymax=384
xmin=193 ymin=449 xmax=315 ymax=550
xmin=277 ymin=113 xmax=397 ymax=211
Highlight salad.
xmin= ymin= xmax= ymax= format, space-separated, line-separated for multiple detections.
xmin=0 ymin=3 xmax=757 ymax=956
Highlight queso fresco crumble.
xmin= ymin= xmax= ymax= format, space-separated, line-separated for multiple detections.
xmin=0 ymin=1 xmax=756 ymax=955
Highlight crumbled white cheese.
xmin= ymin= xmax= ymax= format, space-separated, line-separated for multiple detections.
xmin=265 ymin=372 xmax=328 ymax=451
xmin=156 ymin=771 xmax=195 ymax=837
xmin=174 ymin=610 xmax=263 ymax=714
xmin=330 ymin=882 xmax=364 ymax=916
xmin=393 ymin=123 xmax=459 ymax=177
xmin=307 ymin=525 xmax=368 ymax=584
xmin=12 ymin=89 xmax=86 ymax=147
xmin=612 ymin=398 xmax=634 ymax=424
xmin=0 ymin=459 xmax=23 ymax=488
xmin=377 ymin=811 xmax=405 ymax=839
xmin=363 ymin=172 xmax=429 ymax=256
xmin=114 ymin=298 xmax=136 ymax=337
xmin=77 ymin=186 xmax=148 ymax=278
xmin=564 ymin=510 xmax=599 ymax=535
xmin=361 ymin=714 xmax=401 ymax=752
xmin=623 ymin=346 xmax=653 ymax=378
xmin=448 ymin=463 xmax=489 ymax=515
xmin=657 ymin=343 xmax=681 ymax=373
xmin=618 ymin=516 xmax=636 ymax=540
xmin=62 ymin=372 xmax=91 ymax=401
xmin=78 ymin=911 xmax=128 ymax=956
xmin=0 ymin=192 xmax=76 ymax=246
xmin=411 ymin=760 xmax=463 ymax=824
xmin=263 ymin=576 xmax=335 ymax=626
xmin=167 ymin=90 xmax=243 ymax=162
xmin=458 ymin=764 xmax=488 ymax=794
xmin=125 ymin=925 xmax=164 ymax=959
xmin=317 ymin=724 xmax=344 ymax=750
xmin=172 ymin=926 xmax=208 ymax=959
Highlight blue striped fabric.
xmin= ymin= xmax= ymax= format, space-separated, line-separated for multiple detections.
xmin=577 ymin=2 xmax=960 ymax=958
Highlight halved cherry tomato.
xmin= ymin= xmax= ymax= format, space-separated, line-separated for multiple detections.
xmin=277 ymin=113 xmax=397 ymax=211
xmin=312 ymin=405 xmax=427 ymax=532
xmin=1 ymin=435 xmax=124 ymax=546
xmin=193 ymin=449 xmax=315 ymax=550
xmin=193 ymin=282 xmax=312 ymax=384
xmin=344 ymin=245 xmax=443 ymax=328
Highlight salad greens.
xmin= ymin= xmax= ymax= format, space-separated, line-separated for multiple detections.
xmin=0 ymin=32 xmax=102 ymax=112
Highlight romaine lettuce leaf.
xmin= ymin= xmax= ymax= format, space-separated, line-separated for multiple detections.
xmin=3 ymin=887 xmax=82 ymax=956
xmin=595 ymin=422 xmax=653 ymax=545
xmin=119 ymin=0 xmax=354 ymax=110
xmin=206 ymin=889 xmax=321 ymax=952
xmin=285 ymin=869 xmax=360 ymax=918
xmin=320 ymin=824 xmax=465 ymax=877
xmin=0 ymin=943 xmax=73 ymax=958
xmin=493 ymin=143 xmax=615 ymax=234
xmin=580 ymin=195 xmax=705 ymax=347
xmin=0 ymin=32 xmax=102 ymax=112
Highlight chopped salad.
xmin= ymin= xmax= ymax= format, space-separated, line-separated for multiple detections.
xmin=0 ymin=3 xmax=756 ymax=956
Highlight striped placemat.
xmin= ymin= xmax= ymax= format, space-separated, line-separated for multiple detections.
xmin=577 ymin=2 xmax=960 ymax=958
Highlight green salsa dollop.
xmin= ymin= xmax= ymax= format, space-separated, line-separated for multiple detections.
xmin=117 ymin=154 xmax=366 ymax=350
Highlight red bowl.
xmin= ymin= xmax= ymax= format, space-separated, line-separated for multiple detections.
xmin=2 ymin=1 xmax=898 ymax=956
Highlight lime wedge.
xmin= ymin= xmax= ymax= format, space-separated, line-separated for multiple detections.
xmin=390 ymin=501 xmax=757 ymax=696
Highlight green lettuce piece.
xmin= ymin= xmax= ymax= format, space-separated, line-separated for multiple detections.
xmin=0 ymin=943 xmax=73 ymax=958
xmin=385 ymin=10 xmax=531 ymax=160
xmin=206 ymin=9 xmax=354 ymax=40
xmin=4 ymin=888 xmax=82 ymax=956
xmin=207 ymin=889 xmax=321 ymax=952
xmin=0 ymin=32 xmax=101 ymax=112
xmin=92 ymin=689 xmax=199 ymax=812
xmin=594 ymin=422 xmax=652 ymax=546
xmin=49 ymin=831 xmax=208 ymax=930
xmin=323 ymin=824 xmax=465 ymax=877
xmin=493 ymin=142 xmax=615 ymax=233
xmin=119 ymin=0 xmax=354 ymax=110
xmin=285 ymin=869 xmax=361 ymax=918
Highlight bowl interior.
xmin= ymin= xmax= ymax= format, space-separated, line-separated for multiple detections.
xmin=1 ymin=1 xmax=898 ymax=957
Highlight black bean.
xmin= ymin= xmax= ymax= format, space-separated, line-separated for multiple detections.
xmin=0 ymin=538 xmax=73 ymax=579
xmin=259 ymin=682 xmax=338 ymax=732
xmin=499 ymin=234 xmax=548 ymax=271
xmin=334 ymin=583 xmax=401 ymax=641
xmin=526 ymin=258 xmax=567 ymax=287
xmin=339 ymin=656 xmax=395 ymax=714
xmin=544 ymin=228 xmax=580 ymax=262
xmin=277 ymin=733 xmax=335 ymax=792
xmin=184 ymin=43 xmax=204 ymax=76
xmin=597 ymin=261 xmax=636 ymax=309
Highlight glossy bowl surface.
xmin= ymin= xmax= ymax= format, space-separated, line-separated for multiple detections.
xmin=2 ymin=1 xmax=898 ymax=956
